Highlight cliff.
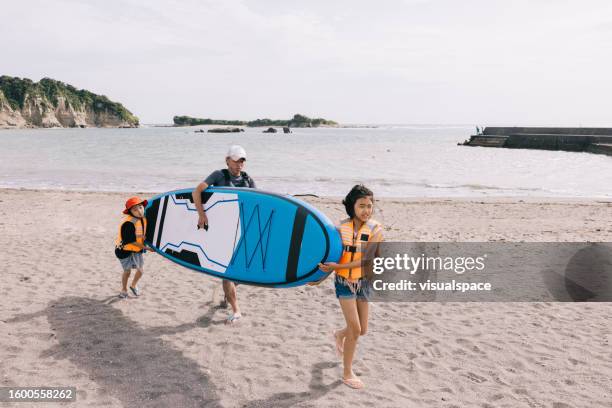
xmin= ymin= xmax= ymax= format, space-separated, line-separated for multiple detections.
xmin=0 ymin=76 xmax=139 ymax=129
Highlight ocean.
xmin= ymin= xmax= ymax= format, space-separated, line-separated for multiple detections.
xmin=1 ymin=125 xmax=610 ymax=198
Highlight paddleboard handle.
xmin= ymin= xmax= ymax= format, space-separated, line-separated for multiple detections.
xmin=197 ymin=223 xmax=209 ymax=231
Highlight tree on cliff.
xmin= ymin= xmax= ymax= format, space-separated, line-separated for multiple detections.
xmin=0 ymin=76 xmax=139 ymax=127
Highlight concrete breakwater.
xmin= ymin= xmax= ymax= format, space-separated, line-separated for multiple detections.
xmin=462 ymin=127 xmax=612 ymax=156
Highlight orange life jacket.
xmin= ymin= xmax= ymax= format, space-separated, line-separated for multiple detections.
xmin=115 ymin=215 xmax=147 ymax=252
xmin=336 ymin=218 xmax=382 ymax=281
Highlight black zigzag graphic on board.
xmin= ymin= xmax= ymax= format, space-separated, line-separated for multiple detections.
xmin=230 ymin=204 xmax=274 ymax=269
xmin=174 ymin=191 xmax=213 ymax=205
xmin=165 ymin=248 xmax=201 ymax=267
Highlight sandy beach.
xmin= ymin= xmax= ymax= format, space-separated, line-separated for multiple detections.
xmin=1 ymin=188 xmax=611 ymax=407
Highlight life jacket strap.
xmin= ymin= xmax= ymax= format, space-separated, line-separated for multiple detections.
xmin=343 ymin=245 xmax=358 ymax=253
xmin=222 ymin=169 xmax=253 ymax=187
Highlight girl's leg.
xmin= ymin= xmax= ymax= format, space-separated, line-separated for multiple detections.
xmin=339 ymin=298 xmax=362 ymax=380
xmin=356 ymin=299 xmax=369 ymax=335
xmin=334 ymin=328 xmax=346 ymax=355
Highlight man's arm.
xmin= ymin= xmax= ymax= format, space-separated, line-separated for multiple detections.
xmin=193 ymin=181 xmax=209 ymax=229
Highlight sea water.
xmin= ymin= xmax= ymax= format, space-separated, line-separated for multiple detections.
xmin=0 ymin=125 xmax=610 ymax=198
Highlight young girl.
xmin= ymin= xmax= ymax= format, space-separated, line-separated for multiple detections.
xmin=315 ymin=184 xmax=383 ymax=389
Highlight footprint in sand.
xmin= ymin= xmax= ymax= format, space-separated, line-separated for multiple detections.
xmin=424 ymin=343 xmax=442 ymax=358
xmin=465 ymin=372 xmax=487 ymax=384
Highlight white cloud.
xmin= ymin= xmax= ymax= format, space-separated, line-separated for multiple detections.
xmin=2 ymin=0 xmax=612 ymax=124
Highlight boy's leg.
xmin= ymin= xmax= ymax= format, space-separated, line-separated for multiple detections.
xmin=129 ymin=252 xmax=144 ymax=294
xmin=131 ymin=269 xmax=143 ymax=288
xmin=121 ymin=269 xmax=131 ymax=293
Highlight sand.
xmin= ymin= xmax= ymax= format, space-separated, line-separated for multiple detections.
xmin=1 ymin=189 xmax=611 ymax=407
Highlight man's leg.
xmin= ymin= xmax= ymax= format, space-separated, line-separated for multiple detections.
xmin=222 ymin=280 xmax=240 ymax=315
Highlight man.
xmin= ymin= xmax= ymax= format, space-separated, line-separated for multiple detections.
xmin=193 ymin=145 xmax=256 ymax=324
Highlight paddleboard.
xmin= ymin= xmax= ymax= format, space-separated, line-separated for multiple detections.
xmin=144 ymin=187 xmax=342 ymax=287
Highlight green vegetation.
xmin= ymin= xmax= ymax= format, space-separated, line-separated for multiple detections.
xmin=173 ymin=113 xmax=337 ymax=128
xmin=0 ymin=76 xmax=139 ymax=125
xmin=173 ymin=116 xmax=245 ymax=126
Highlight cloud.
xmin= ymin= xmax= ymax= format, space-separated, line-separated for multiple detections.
xmin=2 ymin=0 xmax=612 ymax=123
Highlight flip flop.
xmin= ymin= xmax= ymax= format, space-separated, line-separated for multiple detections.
xmin=342 ymin=377 xmax=364 ymax=389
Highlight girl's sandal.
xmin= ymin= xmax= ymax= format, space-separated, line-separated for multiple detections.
xmin=342 ymin=377 xmax=364 ymax=389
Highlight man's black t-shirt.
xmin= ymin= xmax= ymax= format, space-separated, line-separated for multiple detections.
xmin=204 ymin=169 xmax=256 ymax=188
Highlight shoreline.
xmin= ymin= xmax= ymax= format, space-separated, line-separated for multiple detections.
xmin=1 ymin=187 xmax=610 ymax=204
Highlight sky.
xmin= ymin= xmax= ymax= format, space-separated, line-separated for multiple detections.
xmin=2 ymin=0 xmax=612 ymax=125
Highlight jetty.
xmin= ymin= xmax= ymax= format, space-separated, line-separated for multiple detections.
xmin=461 ymin=127 xmax=612 ymax=156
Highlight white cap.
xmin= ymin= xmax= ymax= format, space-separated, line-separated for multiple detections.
xmin=227 ymin=145 xmax=247 ymax=161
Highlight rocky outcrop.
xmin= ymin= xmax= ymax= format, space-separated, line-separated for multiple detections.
xmin=174 ymin=113 xmax=337 ymax=128
xmin=0 ymin=76 xmax=139 ymax=129
xmin=207 ymin=127 xmax=244 ymax=133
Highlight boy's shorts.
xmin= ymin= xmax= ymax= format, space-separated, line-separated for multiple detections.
xmin=334 ymin=275 xmax=370 ymax=301
xmin=119 ymin=251 xmax=144 ymax=272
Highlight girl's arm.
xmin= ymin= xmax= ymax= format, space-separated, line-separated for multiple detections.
xmin=307 ymin=272 xmax=332 ymax=286
xmin=319 ymin=260 xmax=362 ymax=271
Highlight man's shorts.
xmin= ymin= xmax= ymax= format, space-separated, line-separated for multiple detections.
xmin=334 ymin=275 xmax=370 ymax=301
xmin=119 ymin=251 xmax=144 ymax=272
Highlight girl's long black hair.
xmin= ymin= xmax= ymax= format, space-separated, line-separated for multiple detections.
xmin=342 ymin=184 xmax=374 ymax=218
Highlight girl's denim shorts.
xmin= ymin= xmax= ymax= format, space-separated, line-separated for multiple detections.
xmin=334 ymin=275 xmax=370 ymax=300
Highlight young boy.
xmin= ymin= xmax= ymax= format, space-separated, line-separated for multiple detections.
xmin=115 ymin=196 xmax=148 ymax=299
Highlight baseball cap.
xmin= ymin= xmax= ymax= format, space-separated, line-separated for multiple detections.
xmin=227 ymin=145 xmax=247 ymax=161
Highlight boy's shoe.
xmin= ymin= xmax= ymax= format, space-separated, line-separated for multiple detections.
xmin=118 ymin=292 xmax=128 ymax=299
xmin=129 ymin=286 xmax=140 ymax=297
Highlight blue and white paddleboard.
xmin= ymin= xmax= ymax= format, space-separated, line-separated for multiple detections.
xmin=145 ymin=187 xmax=342 ymax=288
